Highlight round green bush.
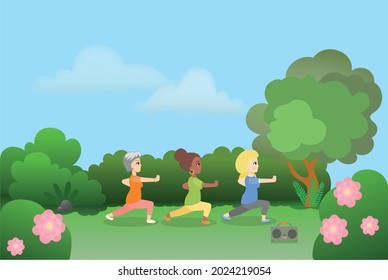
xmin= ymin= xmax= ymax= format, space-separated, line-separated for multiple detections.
xmin=9 ymin=152 xmax=106 ymax=215
xmin=313 ymin=170 xmax=388 ymax=259
xmin=0 ymin=199 xmax=72 ymax=259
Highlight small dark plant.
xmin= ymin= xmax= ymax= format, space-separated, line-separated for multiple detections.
xmin=44 ymin=182 xmax=79 ymax=212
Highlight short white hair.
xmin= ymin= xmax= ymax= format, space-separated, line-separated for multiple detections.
xmin=123 ymin=152 xmax=141 ymax=172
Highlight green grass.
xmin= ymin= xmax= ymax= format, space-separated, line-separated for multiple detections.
xmin=64 ymin=204 xmax=321 ymax=259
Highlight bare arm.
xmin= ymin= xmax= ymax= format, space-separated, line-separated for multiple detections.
xmin=140 ymin=175 xmax=160 ymax=183
xmin=182 ymin=182 xmax=189 ymax=190
xmin=238 ymin=178 xmax=246 ymax=186
xmin=122 ymin=179 xmax=130 ymax=187
xmin=202 ymin=180 xmax=218 ymax=188
xmin=259 ymin=176 xmax=277 ymax=183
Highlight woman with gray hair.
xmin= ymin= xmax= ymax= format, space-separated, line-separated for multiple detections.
xmin=105 ymin=152 xmax=160 ymax=223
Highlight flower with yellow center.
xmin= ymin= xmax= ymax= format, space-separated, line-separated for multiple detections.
xmin=46 ymin=222 xmax=53 ymax=230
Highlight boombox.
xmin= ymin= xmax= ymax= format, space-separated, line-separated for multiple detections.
xmin=271 ymin=221 xmax=298 ymax=242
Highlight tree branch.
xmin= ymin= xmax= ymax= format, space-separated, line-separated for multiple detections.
xmin=287 ymin=160 xmax=307 ymax=185
xmin=303 ymin=158 xmax=319 ymax=165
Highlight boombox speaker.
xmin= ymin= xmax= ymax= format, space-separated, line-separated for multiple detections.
xmin=271 ymin=221 xmax=298 ymax=242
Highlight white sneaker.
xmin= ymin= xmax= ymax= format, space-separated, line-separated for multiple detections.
xmin=146 ymin=219 xmax=156 ymax=224
xmin=106 ymin=214 xmax=113 ymax=221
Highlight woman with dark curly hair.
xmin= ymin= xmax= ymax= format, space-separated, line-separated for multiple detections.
xmin=164 ymin=148 xmax=218 ymax=225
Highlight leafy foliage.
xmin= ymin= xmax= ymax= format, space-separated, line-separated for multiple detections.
xmin=292 ymin=181 xmax=306 ymax=205
xmin=276 ymin=49 xmax=381 ymax=163
xmin=88 ymin=150 xmax=133 ymax=206
xmin=293 ymin=180 xmax=326 ymax=207
xmin=0 ymin=199 xmax=72 ymax=259
xmin=43 ymin=182 xmax=80 ymax=207
xmin=313 ymin=170 xmax=388 ymax=259
xmin=0 ymin=147 xmax=26 ymax=196
xmin=24 ymin=128 xmax=81 ymax=168
xmin=247 ymin=50 xmax=381 ymax=164
xmin=1 ymin=128 xmax=82 ymax=198
xmin=246 ymin=49 xmax=380 ymax=208
xmin=265 ymin=76 xmax=370 ymax=161
xmin=9 ymin=153 xmax=105 ymax=215
xmin=311 ymin=182 xmax=325 ymax=208
xmin=286 ymin=49 xmax=375 ymax=82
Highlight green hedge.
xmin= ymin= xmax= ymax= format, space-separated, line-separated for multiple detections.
xmin=313 ymin=170 xmax=388 ymax=259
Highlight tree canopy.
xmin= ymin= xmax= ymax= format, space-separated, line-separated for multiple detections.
xmin=265 ymin=76 xmax=370 ymax=162
xmin=248 ymin=49 xmax=382 ymax=164
xmin=246 ymin=49 xmax=382 ymax=206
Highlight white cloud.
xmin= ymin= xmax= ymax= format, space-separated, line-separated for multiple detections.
xmin=34 ymin=46 xmax=245 ymax=115
xmin=138 ymin=68 xmax=245 ymax=115
xmin=35 ymin=46 xmax=168 ymax=92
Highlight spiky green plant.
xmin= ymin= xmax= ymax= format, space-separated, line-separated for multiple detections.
xmin=44 ymin=182 xmax=79 ymax=208
xmin=311 ymin=181 xmax=325 ymax=207
xmin=292 ymin=181 xmax=306 ymax=205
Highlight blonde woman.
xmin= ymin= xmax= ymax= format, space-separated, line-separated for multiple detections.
xmin=164 ymin=148 xmax=218 ymax=225
xmin=222 ymin=150 xmax=276 ymax=223
xmin=105 ymin=152 xmax=160 ymax=224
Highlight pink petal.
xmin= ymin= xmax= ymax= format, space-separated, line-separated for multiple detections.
xmin=346 ymin=200 xmax=356 ymax=207
xmin=40 ymin=235 xmax=51 ymax=244
xmin=52 ymin=234 xmax=62 ymax=242
xmin=34 ymin=215 xmax=41 ymax=224
xmin=333 ymin=238 xmax=342 ymax=245
xmin=32 ymin=225 xmax=40 ymax=235
xmin=323 ymin=236 xmax=331 ymax=244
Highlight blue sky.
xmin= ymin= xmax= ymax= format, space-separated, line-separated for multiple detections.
xmin=1 ymin=0 xmax=387 ymax=185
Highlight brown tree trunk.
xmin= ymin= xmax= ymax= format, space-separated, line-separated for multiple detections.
xmin=287 ymin=159 xmax=319 ymax=207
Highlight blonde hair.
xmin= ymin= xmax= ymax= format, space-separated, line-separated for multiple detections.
xmin=235 ymin=150 xmax=259 ymax=179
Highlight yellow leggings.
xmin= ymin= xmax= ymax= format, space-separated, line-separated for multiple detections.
xmin=170 ymin=201 xmax=211 ymax=218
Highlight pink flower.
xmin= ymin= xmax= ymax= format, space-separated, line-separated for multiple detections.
xmin=361 ymin=216 xmax=379 ymax=236
xmin=32 ymin=209 xmax=66 ymax=244
xmin=334 ymin=177 xmax=362 ymax=208
xmin=7 ymin=237 xmax=25 ymax=256
xmin=320 ymin=214 xmax=348 ymax=245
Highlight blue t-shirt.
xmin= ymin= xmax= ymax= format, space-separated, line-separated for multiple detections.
xmin=241 ymin=176 xmax=260 ymax=205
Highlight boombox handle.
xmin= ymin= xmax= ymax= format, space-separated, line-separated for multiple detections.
xmin=276 ymin=221 xmax=294 ymax=227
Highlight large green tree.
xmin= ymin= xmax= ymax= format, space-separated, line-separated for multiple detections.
xmin=247 ymin=50 xmax=382 ymax=207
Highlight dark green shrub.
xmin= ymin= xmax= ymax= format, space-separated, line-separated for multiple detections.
xmin=89 ymin=150 xmax=137 ymax=206
xmin=9 ymin=152 xmax=105 ymax=215
xmin=1 ymin=147 xmax=26 ymax=196
xmin=24 ymin=127 xmax=81 ymax=168
xmin=0 ymin=200 xmax=72 ymax=259
xmin=313 ymin=170 xmax=388 ymax=259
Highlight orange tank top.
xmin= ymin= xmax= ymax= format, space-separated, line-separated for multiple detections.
xmin=125 ymin=175 xmax=143 ymax=203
